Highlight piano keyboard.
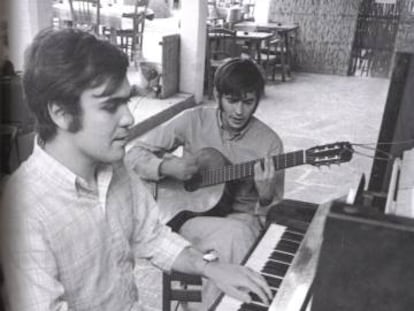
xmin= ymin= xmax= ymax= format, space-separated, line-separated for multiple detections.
xmin=214 ymin=223 xmax=307 ymax=311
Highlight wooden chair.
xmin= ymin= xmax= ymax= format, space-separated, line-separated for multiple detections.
xmin=68 ymin=0 xmax=101 ymax=35
xmin=148 ymin=179 xmax=203 ymax=311
xmin=111 ymin=0 xmax=147 ymax=63
xmin=163 ymin=271 xmax=203 ymax=311
xmin=206 ymin=27 xmax=239 ymax=99
xmin=258 ymin=35 xmax=284 ymax=81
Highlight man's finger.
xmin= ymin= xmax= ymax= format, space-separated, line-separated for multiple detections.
xmin=235 ymin=272 xmax=270 ymax=305
xmin=223 ymin=286 xmax=252 ymax=304
xmin=244 ymin=268 xmax=272 ymax=302
xmin=254 ymin=161 xmax=263 ymax=176
xmin=264 ymin=158 xmax=274 ymax=173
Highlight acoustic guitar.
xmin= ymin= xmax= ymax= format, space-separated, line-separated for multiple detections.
xmin=148 ymin=142 xmax=354 ymax=228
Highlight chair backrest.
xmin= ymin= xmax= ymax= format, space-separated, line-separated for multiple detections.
xmin=131 ymin=11 xmax=146 ymax=56
xmin=113 ymin=12 xmax=146 ymax=62
xmin=162 ymin=272 xmax=202 ymax=311
xmin=207 ymin=27 xmax=238 ymax=61
xmin=69 ymin=0 xmax=100 ymax=34
xmin=113 ymin=0 xmax=147 ymax=62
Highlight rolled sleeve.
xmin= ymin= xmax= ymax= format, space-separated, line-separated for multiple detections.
xmin=149 ymin=227 xmax=191 ymax=272
xmin=125 ymin=144 xmax=164 ymax=181
xmin=125 ymin=109 xmax=192 ymax=181
xmin=131 ymin=174 xmax=191 ymax=271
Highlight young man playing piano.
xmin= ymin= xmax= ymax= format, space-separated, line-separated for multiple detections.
xmin=125 ymin=58 xmax=285 ymax=307
xmin=0 ymin=29 xmax=272 ymax=311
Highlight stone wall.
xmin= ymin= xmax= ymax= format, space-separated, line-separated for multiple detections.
xmin=268 ymin=0 xmax=362 ymax=75
xmin=395 ymin=0 xmax=414 ymax=52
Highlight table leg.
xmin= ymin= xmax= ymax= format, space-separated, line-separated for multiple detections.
xmin=284 ymin=32 xmax=292 ymax=78
xmin=280 ymin=32 xmax=287 ymax=82
xmin=256 ymin=40 xmax=261 ymax=63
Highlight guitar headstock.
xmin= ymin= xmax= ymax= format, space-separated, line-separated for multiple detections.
xmin=306 ymin=142 xmax=353 ymax=167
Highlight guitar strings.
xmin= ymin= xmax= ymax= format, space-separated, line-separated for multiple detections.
xmin=351 ymin=144 xmax=393 ymax=161
xmin=351 ymin=138 xmax=414 ymax=146
xmin=197 ymin=140 xmax=413 ymax=180
xmin=349 ymin=140 xmax=414 ymax=161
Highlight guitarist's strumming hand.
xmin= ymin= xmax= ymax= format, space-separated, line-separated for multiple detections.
xmin=159 ymin=155 xmax=199 ymax=181
xmin=254 ymin=157 xmax=277 ymax=206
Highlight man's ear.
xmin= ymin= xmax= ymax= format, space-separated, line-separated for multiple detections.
xmin=47 ymin=102 xmax=72 ymax=131
xmin=213 ymin=89 xmax=219 ymax=100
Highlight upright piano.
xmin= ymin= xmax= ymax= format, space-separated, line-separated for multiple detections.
xmin=211 ymin=198 xmax=414 ymax=311
xmin=210 ymin=199 xmax=326 ymax=311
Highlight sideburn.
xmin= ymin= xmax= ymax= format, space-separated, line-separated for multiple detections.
xmin=67 ymin=114 xmax=83 ymax=133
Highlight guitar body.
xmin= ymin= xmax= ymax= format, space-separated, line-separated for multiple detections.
xmin=155 ymin=148 xmax=230 ymax=224
xmin=144 ymin=142 xmax=353 ymax=228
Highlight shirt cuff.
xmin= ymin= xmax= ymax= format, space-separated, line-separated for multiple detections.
xmin=151 ymin=229 xmax=191 ymax=272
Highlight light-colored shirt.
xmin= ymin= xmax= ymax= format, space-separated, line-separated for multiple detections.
xmin=1 ymin=141 xmax=190 ymax=311
xmin=125 ymin=106 xmax=284 ymax=215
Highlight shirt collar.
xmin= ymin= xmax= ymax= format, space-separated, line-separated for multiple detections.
xmin=216 ymin=108 xmax=251 ymax=140
xmin=32 ymin=137 xmax=113 ymax=198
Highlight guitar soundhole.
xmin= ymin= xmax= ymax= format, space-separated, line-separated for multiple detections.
xmin=184 ymin=173 xmax=203 ymax=192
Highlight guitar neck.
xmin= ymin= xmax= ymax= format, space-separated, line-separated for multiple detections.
xmin=199 ymin=150 xmax=305 ymax=188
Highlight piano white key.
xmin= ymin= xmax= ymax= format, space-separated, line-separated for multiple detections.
xmin=214 ymin=224 xmax=287 ymax=311
xmin=245 ymin=223 xmax=286 ymax=270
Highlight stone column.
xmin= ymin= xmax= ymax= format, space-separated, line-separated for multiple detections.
xmin=179 ymin=0 xmax=207 ymax=103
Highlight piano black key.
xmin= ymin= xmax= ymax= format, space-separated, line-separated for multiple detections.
xmin=249 ymin=288 xmax=278 ymax=302
xmin=262 ymin=261 xmax=289 ymax=276
xmin=269 ymin=251 xmax=294 ymax=264
xmin=286 ymin=226 xmax=307 ymax=235
xmin=263 ymin=275 xmax=282 ymax=288
xmin=275 ymin=239 xmax=300 ymax=254
xmin=281 ymin=231 xmax=304 ymax=243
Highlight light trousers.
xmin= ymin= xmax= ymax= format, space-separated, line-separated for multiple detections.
xmin=134 ymin=213 xmax=262 ymax=311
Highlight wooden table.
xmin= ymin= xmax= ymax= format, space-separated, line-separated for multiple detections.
xmin=234 ymin=21 xmax=299 ymax=81
xmin=235 ymin=30 xmax=273 ymax=63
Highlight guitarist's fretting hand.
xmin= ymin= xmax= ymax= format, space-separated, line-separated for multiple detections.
xmin=159 ymin=155 xmax=199 ymax=181
xmin=254 ymin=157 xmax=277 ymax=206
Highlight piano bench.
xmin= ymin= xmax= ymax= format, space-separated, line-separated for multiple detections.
xmin=162 ymin=271 xmax=202 ymax=311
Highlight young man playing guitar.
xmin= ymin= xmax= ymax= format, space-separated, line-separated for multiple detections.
xmin=126 ymin=58 xmax=284 ymax=308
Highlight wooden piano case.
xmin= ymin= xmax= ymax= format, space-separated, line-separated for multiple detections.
xmin=312 ymin=201 xmax=414 ymax=311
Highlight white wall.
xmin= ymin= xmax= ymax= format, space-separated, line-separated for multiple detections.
xmin=179 ymin=0 xmax=207 ymax=103
xmin=8 ymin=0 xmax=53 ymax=70
xmin=254 ymin=0 xmax=271 ymax=24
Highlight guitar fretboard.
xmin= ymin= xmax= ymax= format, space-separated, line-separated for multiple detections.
xmin=198 ymin=150 xmax=305 ymax=188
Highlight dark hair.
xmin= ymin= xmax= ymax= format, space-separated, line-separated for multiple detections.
xmin=214 ymin=57 xmax=265 ymax=103
xmin=23 ymin=28 xmax=129 ymax=142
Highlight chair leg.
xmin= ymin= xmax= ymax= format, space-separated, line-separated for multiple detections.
xmin=163 ymin=273 xmax=171 ymax=311
xmin=280 ymin=47 xmax=286 ymax=82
